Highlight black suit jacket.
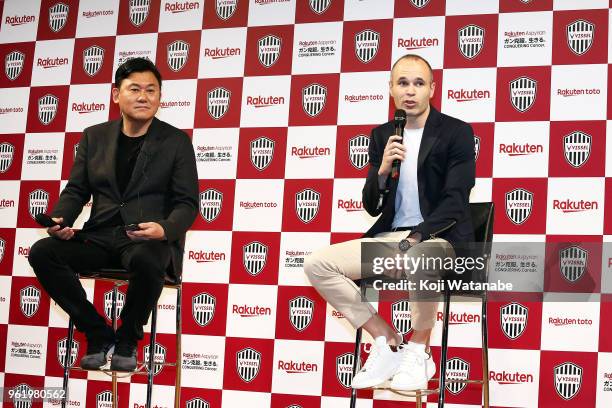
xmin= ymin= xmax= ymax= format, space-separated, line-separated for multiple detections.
xmin=362 ymin=107 xmax=475 ymax=246
xmin=51 ymin=117 xmax=199 ymax=277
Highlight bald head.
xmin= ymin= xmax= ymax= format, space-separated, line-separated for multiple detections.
xmin=391 ymin=54 xmax=434 ymax=83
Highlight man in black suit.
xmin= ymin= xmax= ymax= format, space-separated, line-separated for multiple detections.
xmin=28 ymin=58 xmax=199 ymax=371
xmin=304 ymin=54 xmax=475 ymax=390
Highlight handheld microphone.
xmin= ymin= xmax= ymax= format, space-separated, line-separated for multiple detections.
xmin=391 ymin=109 xmax=406 ymax=179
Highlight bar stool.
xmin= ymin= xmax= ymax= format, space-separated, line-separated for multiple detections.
xmin=60 ymin=268 xmax=183 ymax=408
xmin=349 ymin=202 xmax=494 ymax=407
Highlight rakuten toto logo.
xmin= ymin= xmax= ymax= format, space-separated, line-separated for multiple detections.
xmin=344 ymin=93 xmax=384 ymax=103
xmin=447 ymin=88 xmax=491 ymax=102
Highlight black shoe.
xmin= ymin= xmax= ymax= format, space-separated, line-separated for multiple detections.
xmin=110 ymin=338 xmax=137 ymax=372
xmin=80 ymin=327 xmax=115 ymax=370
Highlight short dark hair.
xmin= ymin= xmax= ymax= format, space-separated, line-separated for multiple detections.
xmin=391 ymin=54 xmax=434 ymax=83
xmin=114 ymin=57 xmax=162 ymax=89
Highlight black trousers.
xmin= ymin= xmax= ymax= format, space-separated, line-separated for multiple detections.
xmin=28 ymin=226 xmax=171 ymax=341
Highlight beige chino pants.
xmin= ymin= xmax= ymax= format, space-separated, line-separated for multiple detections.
xmin=304 ymin=231 xmax=455 ymax=331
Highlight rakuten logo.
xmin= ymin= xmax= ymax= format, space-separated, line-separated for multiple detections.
xmin=165 ymin=1 xmax=200 ymax=12
xmin=447 ymin=89 xmax=491 ymax=102
xmin=188 ymin=250 xmax=226 ymax=262
xmin=277 ymin=360 xmax=318 ymax=373
xmin=436 ymin=311 xmax=481 ymax=324
xmin=37 ymin=57 xmax=69 ymax=69
xmin=344 ymin=94 xmax=384 ymax=103
xmin=5 ymin=15 xmax=35 ymax=26
xmin=291 ymin=146 xmax=330 ymax=159
xmin=552 ymin=199 xmax=598 ymax=213
xmin=239 ymin=201 xmax=278 ymax=209
xmin=18 ymin=246 xmax=30 ymax=258
xmin=72 ymin=102 xmax=106 ymax=114
xmin=246 ymin=96 xmax=285 ymax=108
xmin=0 ymin=199 xmax=16 ymax=208
xmin=489 ymin=370 xmax=534 ymax=385
xmin=337 ymin=199 xmax=363 ymax=212
xmin=332 ymin=310 xmax=345 ymax=318
xmin=548 ymin=317 xmax=593 ymax=327
xmin=232 ymin=304 xmax=272 ymax=317
xmin=557 ymin=88 xmax=601 ymax=97
xmin=499 ymin=143 xmax=543 ymax=156
xmin=204 ymin=47 xmax=241 ymax=59
xmin=397 ymin=37 xmax=439 ymax=50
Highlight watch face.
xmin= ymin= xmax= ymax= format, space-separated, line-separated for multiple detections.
xmin=399 ymin=239 xmax=412 ymax=252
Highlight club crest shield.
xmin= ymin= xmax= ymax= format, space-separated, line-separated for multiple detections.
xmin=559 ymin=245 xmax=587 ymax=283
xmin=563 ymin=131 xmax=591 ymax=168
xmin=500 ymin=302 xmax=528 ymax=340
xmin=96 ymin=391 xmax=113 ymax=408
xmin=38 ymin=94 xmax=59 ymax=125
xmin=446 ymin=358 xmax=470 ymax=394
xmin=391 ymin=300 xmax=412 ymax=334
xmin=250 ymin=136 xmax=275 ymax=171
xmin=348 ymin=134 xmax=369 ymax=170
xmin=48 ymin=3 xmax=69 ymax=32
xmin=199 ymin=189 xmax=223 ymax=222
xmin=207 ymin=87 xmax=231 ymax=120
xmin=295 ymin=189 xmax=320 ymax=224
xmin=308 ymin=0 xmax=332 ymax=14
xmin=192 ymin=292 xmax=216 ymax=327
xmin=505 ymin=188 xmax=533 ymax=225
xmin=129 ymin=0 xmax=150 ymax=27
xmin=215 ymin=0 xmax=238 ymax=20
xmin=0 ymin=142 xmax=15 ymax=173
xmin=258 ymin=35 xmax=282 ymax=68
xmin=302 ymin=83 xmax=327 ymax=117
xmin=509 ymin=76 xmax=537 ymax=112
xmin=143 ymin=342 xmax=166 ymax=375
xmin=458 ymin=25 xmax=485 ymax=59
xmin=473 ymin=135 xmax=480 ymax=161
xmin=289 ymin=296 xmax=314 ymax=332
xmin=12 ymin=384 xmax=33 ymax=408
xmin=410 ymin=0 xmax=431 ymax=8
xmin=28 ymin=189 xmax=49 ymax=219
xmin=83 ymin=45 xmax=105 ymax=77
xmin=167 ymin=40 xmax=190 ymax=72
xmin=354 ymin=29 xmax=380 ymax=63
xmin=336 ymin=352 xmax=354 ymax=388
xmin=236 ymin=347 xmax=261 ymax=383
xmin=20 ymin=285 xmax=41 ymax=318
xmin=243 ymin=241 xmax=268 ymax=276
xmin=186 ymin=398 xmax=209 ymax=408
xmin=103 ymin=289 xmax=125 ymax=320
xmin=566 ymin=19 xmax=594 ymax=56
xmin=0 ymin=238 xmax=5 ymax=264
xmin=5 ymin=50 xmax=25 ymax=81
xmin=57 ymin=337 xmax=79 ymax=368
xmin=554 ymin=362 xmax=582 ymax=400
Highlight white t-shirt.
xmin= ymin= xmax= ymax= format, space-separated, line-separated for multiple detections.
xmin=392 ymin=127 xmax=425 ymax=228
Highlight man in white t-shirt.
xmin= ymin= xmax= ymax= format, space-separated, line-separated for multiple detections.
xmin=305 ymin=54 xmax=475 ymax=391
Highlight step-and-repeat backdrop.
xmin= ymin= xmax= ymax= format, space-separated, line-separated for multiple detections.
xmin=0 ymin=0 xmax=611 ymax=407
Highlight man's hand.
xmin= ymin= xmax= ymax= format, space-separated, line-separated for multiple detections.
xmin=47 ymin=217 xmax=74 ymax=240
xmin=378 ymin=135 xmax=406 ymax=177
xmin=126 ymin=222 xmax=166 ymax=241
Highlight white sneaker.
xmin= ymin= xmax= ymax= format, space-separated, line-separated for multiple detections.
xmin=351 ymin=336 xmax=402 ymax=389
xmin=390 ymin=342 xmax=436 ymax=391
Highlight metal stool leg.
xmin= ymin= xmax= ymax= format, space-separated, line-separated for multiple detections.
xmin=111 ymin=285 xmax=118 ymax=408
xmin=349 ymin=327 xmax=363 ymax=408
xmin=438 ymin=287 xmax=451 ymax=408
xmin=174 ymin=286 xmax=182 ymax=408
xmin=481 ymin=292 xmax=490 ymax=408
xmin=146 ymin=305 xmax=158 ymax=408
xmin=62 ymin=317 xmax=74 ymax=408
